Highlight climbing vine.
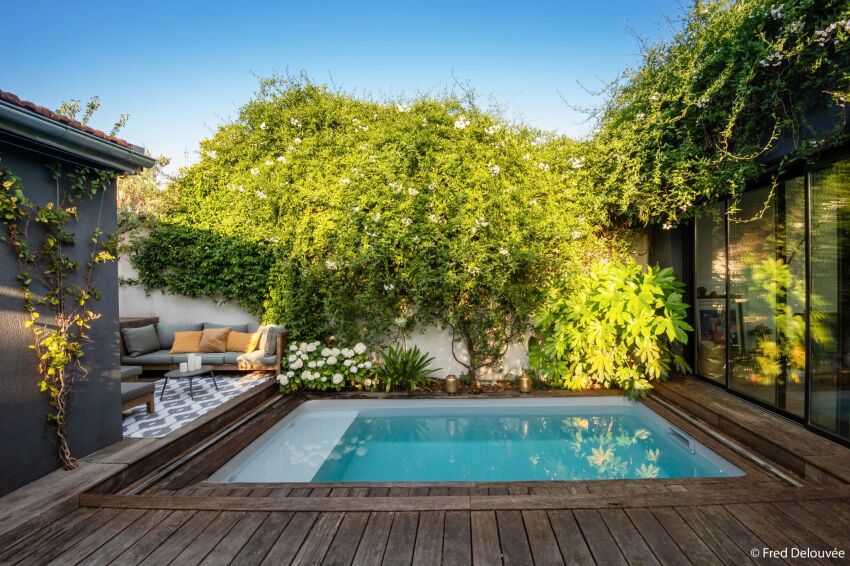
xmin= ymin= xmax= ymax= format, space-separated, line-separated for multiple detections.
xmin=0 ymin=163 xmax=117 ymax=469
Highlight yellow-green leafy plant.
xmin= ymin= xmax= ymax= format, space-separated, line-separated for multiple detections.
xmin=529 ymin=260 xmax=692 ymax=398
xmin=0 ymin=164 xmax=117 ymax=469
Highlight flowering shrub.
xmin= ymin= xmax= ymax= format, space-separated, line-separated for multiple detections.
xmin=277 ymin=340 xmax=376 ymax=392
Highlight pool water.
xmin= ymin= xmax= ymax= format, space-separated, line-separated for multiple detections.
xmin=209 ymin=398 xmax=745 ymax=483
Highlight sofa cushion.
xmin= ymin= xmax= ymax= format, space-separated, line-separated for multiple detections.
xmin=227 ymin=330 xmax=254 ymax=352
xmin=237 ymin=350 xmax=276 ymax=366
xmin=245 ymin=321 xmax=260 ymax=334
xmin=121 ymin=381 xmax=155 ymax=403
xmin=171 ymin=353 xmax=226 ymax=365
xmin=122 ymin=325 xmax=160 ymax=357
xmin=198 ymin=327 xmax=230 ymax=353
xmin=171 ymin=331 xmax=203 ymax=353
xmin=264 ymin=326 xmax=286 ymax=356
xmin=120 ymin=365 xmax=142 ymax=381
xmin=204 ymin=322 xmax=249 ymax=333
xmin=121 ymin=350 xmax=174 ymax=365
xmin=224 ymin=352 xmax=241 ymax=364
xmin=156 ymin=323 xmax=202 ymax=350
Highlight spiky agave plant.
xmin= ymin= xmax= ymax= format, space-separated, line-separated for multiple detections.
xmin=377 ymin=345 xmax=440 ymax=392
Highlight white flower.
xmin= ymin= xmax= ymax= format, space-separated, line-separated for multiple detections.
xmin=289 ymin=344 xmax=298 ymax=351
xmin=287 ymin=370 xmax=294 ymax=377
xmin=326 ymin=260 xmax=338 ymax=270
xmin=299 ymin=351 xmax=308 ymax=360
xmin=636 ymin=112 xmax=645 ymax=121
xmin=206 ymin=150 xmax=217 ymax=158
xmin=568 ymin=157 xmax=585 ymax=169
xmin=288 ymin=354 xmax=297 ymax=363
xmin=277 ymin=155 xmax=286 ymax=163
xmin=364 ymin=379 xmax=373 ymax=387
xmin=394 ymin=316 xmax=407 ymax=327
xmin=250 ymin=168 xmax=260 ymax=176
xmin=428 ymin=214 xmax=439 ymax=223
xmin=350 ymin=365 xmax=358 ymax=374
xmin=259 ymin=122 xmax=267 ymax=130
xmin=499 ymin=248 xmax=509 ymax=255
xmin=363 ymin=361 xmax=372 ymax=369
xmin=529 ymin=199 xmax=538 ymax=206
xmin=321 ymin=348 xmax=331 ymax=357
xmin=408 ymin=187 xmax=419 ymax=196
xmin=278 ymin=374 xmax=289 ymax=385
xmin=306 ymin=342 xmax=317 ymax=352
xmin=330 ymin=347 xmax=341 ymax=357
xmin=256 ymin=190 xmax=267 ymax=199
xmin=332 ymin=373 xmax=344 ymax=384
xmin=373 ymin=213 xmax=382 ymax=222
xmin=572 ymin=230 xmax=582 ymax=240
xmin=301 ymin=370 xmax=312 ymax=380
xmin=294 ymin=137 xmax=302 ymax=144
xmin=454 ymin=116 xmax=470 ymax=129
xmin=396 ymin=103 xmax=410 ymax=112
xmin=401 ymin=218 xmax=412 ymax=226
xmin=353 ymin=343 xmax=367 ymax=355
xmin=342 ymin=348 xmax=354 ymax=358
xmin=384 ymin=283 xmax=395 ymax=291
xmin=316 ymin=360 xmax=325 ymax=367
xmin=299 ymin=342 xmax=308 ymax=352
xmin=326 ymin=356 xmax=337 ymax=365
xmin=290 ymin=117 xmax=301 ymax=127
xmin=343 ymin=359 xmax=354 ymax=367
xmin=485 ymin=124 xmax=499 ymax=135
xmin=538 ymin=162 xmax=550 ymax=171
xmin=340 ymin=178 xmax=351 ymax=185
xmin=308 ymin=361 xmax=317 ymax=368
xmin=264 ymin=160 xmax=273 ymax=167
xmin=291 ymin=359 xmax=303 ymax=369
xmin=489 ymin=165 xmax=500 ymax=176
xmin=321 ymin=376 xmax=327 ymax=382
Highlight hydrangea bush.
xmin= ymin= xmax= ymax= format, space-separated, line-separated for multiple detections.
xmin=278 ymin=340 xmax=376 ymax=392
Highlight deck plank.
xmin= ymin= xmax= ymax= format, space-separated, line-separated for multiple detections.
xmin=0 ymin=507 xmax=98 ymax=564
xmin=471 ymin=511 xmax=502 ymax=566
xmin=412 ymin=511 xmax=445 ymax=566
xmin=351 ymin=512 xmax=394 ymax=565
xmin=496 ymin=510 xmax=533 ymax=566
xmin=547 ymin=511 xmax=594 ymax=566
xmin=573 ymin=509 xmax=628 ymax=566
xmin=624 ymin=508 xmax=689 ymax=566
xmin=322 ymin=512 xmax=370 ymax=566
xmin=261 ymin=510 xmax=318 ymax=564
xmin=139 ymin=510 xmax=221 ymax=564
xmin=292 ymin=512 xmax=345 ymax=566
xmin=521 ymin=510 xmax=564 ymax=566
xmin=73 ymin=509 xmax=172 ymax=566
xmin=230 ymin=512 xmax=294 ymax=566
xmin=443 ymin=510 xmax=472 ymax=566
xmin=45 ymin=508 xmax=146 ymax=566
xmin=650 ymin=507 xmax=718 ymax=566
xmin=14 ymin=508 xmax=122 ymax=564
xmin=198 ymin=511 xmax=269 ymax=566
xmin=108 ymin=510 xmax=196 ymax=565
xmin=382 ymin=511 xmax=419 ymax=566
xmin=171 ymin=511 xmax=245 ymax=565
xmin=598 ymin=508 xmax=660 ymax=566
xmin=675 ymin=506 xmax=753 ymax=566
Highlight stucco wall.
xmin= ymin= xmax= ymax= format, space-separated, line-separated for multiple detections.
xmin=0 ymin=140 xmax=122 ymax=495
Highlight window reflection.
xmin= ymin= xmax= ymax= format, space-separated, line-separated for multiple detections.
xmin=694 ymin=204 xmax=728 ymax=383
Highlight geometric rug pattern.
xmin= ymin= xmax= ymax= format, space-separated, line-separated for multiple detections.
xmin=122 ymin=374 xmax=271 ymax=438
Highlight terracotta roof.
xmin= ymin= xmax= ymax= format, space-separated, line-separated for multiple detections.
xmin=0 ymin=90 xmax=134 ymax=149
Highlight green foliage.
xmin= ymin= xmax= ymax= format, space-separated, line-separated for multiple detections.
xmin=377 ymin=345 xmax=439 ymax=392
xmin=279 ymin=341 xmax=376 ymax=392
xmin=0 ymin=164 xmax=117 ymax=469
xmin=131 ymin=76 xmax=627 ymax=375
xmin=588 ymin=0 xmax=850 ymax=226
xmin=529 ymin=260 xmax=692 ymax=398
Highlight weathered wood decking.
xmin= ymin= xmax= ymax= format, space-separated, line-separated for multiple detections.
xmin=4 ymin=487 xmax=850 ymax=564
xmin=4 ymin=383 xmax=850 ymax=564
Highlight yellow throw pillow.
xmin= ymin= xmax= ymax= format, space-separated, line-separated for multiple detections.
xmin=227 ymin=330 xmax=255 ymax=353
xmin=198 ymin=327 xmax=231 ymax=353
xmin=245 ymin=330 xmax=263 ymax=352
xmin=170 ymin=331 xmax=203 ymax=354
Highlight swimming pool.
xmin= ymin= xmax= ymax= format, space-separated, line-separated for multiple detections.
xmin=209 ymin=398 xmax=745 ymax=483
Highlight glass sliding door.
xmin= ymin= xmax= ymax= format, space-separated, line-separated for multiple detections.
xmin=810 ymin=159 xmax=850 ymax=440
xmin=694 ymin=204 xmax=728 ymax=383
xmin=726 ymin=180 xmax=806 ymax=414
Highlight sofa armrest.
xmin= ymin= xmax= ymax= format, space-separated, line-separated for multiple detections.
xmin=275 ymin=329 xmax=289 ymax=370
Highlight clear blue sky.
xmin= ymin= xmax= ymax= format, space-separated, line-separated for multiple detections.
xmin=5 ymin=0 xmax=683 ymax=172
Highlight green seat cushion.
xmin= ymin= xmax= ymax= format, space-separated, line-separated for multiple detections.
xmin=122 ymin=325 xmax=160 ymax=357
xmin=224 ymin=352 xmax=241 ymax=364
xmin=121 ymin=350 xmax=174 ymax=365
xmin=204 ymin=321 xmax=249 ymax=333
xmin=156 ymin=323 xmax=202 ymax=350
xmin=121 ymin=381 xmax=155 ymax=402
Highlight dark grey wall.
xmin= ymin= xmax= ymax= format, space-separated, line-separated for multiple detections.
xmin=0 ymin=139 xmax=121 ymax=495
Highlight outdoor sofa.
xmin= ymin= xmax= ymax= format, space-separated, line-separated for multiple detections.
xmin=120 ymin=318 xmax=287 ymax=372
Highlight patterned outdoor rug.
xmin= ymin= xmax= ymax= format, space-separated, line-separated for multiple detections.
xmin=122 ymin=374 xmax=272 ymax=438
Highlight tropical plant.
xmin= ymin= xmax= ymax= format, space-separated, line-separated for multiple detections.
xmin=0 ymin=164 xmax=117 ymax=468
xmin=377 ymin=345 xmax=439 ymax=392
xmin=529 ymin=260 xmax=692 ymax=398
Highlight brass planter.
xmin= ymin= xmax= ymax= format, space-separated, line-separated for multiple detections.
xmin=518 ymin=375 xmax=531 ymax=394
xmin=445 ymin=374 xmax=459 ymax=395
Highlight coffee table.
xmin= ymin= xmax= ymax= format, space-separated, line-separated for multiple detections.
xmin=161 ymin=365 xmax=218 ymax=400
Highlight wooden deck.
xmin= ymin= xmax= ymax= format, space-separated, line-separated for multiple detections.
xmin=4 ymin=385 xmax=850 ymax=564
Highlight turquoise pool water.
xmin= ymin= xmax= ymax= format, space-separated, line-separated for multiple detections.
xmin=209 ymin=398 xmax=744 ymax=483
